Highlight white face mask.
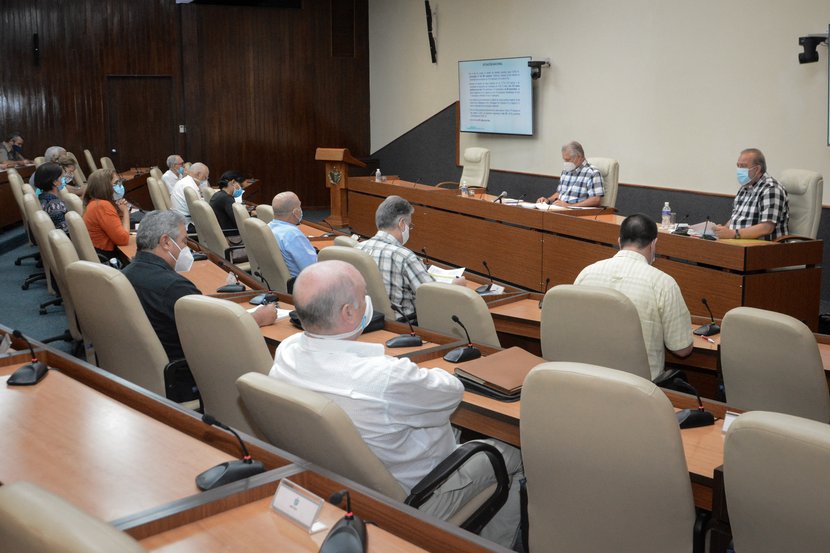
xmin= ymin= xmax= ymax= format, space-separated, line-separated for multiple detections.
xmin=400 ymin=220 xmax=410 ymax=245
xmin=168 ymin=238 xmax=194 ymax=273
xmin=563 ymin=161 xmax=577 ymax=172
xmin=305 ymin=295 xmax=373 ymax=340
xmin=199 ymin=179 xmax=210 ymax=190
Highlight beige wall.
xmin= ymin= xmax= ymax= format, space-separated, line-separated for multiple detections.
xmin=369 ymin=0 xmax=830 ymax=200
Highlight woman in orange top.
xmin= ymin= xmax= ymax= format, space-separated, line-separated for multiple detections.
xmin=83 ymin=168 xmax=130 ymax=258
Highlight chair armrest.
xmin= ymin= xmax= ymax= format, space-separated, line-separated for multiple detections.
xmin=163 ymin=358 xmax=200 ymax=403
xmin=405 ymin=441 xmax=510 ymax=534
xmin=774 ymin=234 xmax=815 ymax=243
xmin=223 ymin=244 xmax=246 ymax=263
xmin=435 ymin=181 xmax=459 ymax=189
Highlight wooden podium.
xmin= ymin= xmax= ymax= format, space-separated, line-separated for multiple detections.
xmin=315 ymin=147 xmax=366 ymax=227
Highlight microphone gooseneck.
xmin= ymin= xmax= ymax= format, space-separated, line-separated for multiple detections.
xmin=493 ymin=191 xmax=507 ymax=203
xmin=385 ymin=304 xmax=423 ymax=348
xmin=475 ymin=261 xmax=493 ymax=294
xmin=693 ymin=297 xmax=721 ymax=337
xmin=195 ymin=414 xmax=266 ymax=491
xmin=7 ymin=330 xmax=48 ymax=386
xmin=670 ymin=379 xmax=716 ymax=429
xmin=202 ymin=414 xmax=254 ymax=463
xmin=420 ymin=247 xmax=430 ymax=267
xmin=443 ymin=316 xmax=483 ymax=363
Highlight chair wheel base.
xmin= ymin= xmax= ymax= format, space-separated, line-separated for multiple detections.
xmin=39 ymin=308 xmax=48 ymax=315
xmin=14 ymin=259 xmax=22 ymax=266
xmin=22 ymin=283 xmax=29 ymax=290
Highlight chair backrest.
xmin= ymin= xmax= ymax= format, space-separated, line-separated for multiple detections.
xmin=147 ymin=176 xmax=171 ymax=211
xmin=190 ymin=199 xmax=229 ymax=255
xmin=778 ymin=168 xmax=822 ymax=238
xmin=721 ymin=306 xmax=830 ymax=422
xmin=521 ymin=362 xmax=695 ymax=553
xmin=149 ymin=166 xmax=163 ymax=182
xmin=334 ymin=235 xmax=358 ymax=247
xmin=242 ymin=217 xmax=291 ymax=293
xmin=183 ymin=185 xmax=200 ymax=214
xmin=33 ymin=156 xmax=45 ymax=167
xmin=84 ymin=149 xmax=99 ymax=173
xmin=22 ymin=182 xmax=35 ymax=197
xmin=65 ymin=211 xmax=100 ymax=263
xmin=724 ymin=411 xmax=830 ymax=553
xmin=459 ymin=147 xmax=490 ymax=189
xmin=47 ymin=230 xmax=83 ymax=342
xmin=232 ymin=203 xmax=260 ymax=276
xmin=318 ymin=245 xmax=395 ymax=319
xmin=236 ymin=372 xmax=406 ymax=500
xmin=540 ymin=284 xmax=651 ymax=380
xmin=201 ymin=186 xmax=216 ymax=201
xmin=176 ymin=296 xmax=273 ymax=437
xmin=59 ymin=187 xmax=84 ymax=215
xmin=586 ymin=157 xmax=620 ymax=208
xmin=416 ymin=282 xmax=501 ymax=347
xmin=100 ymin=156 xmax=116 ymax=171
xmin=66 ymin=261 xmax=169 ymax=396
xmin=26 ymin=201 xmax=57 ymax=276
xmin=8 ymin=170 xmax=31 ymax=241
xmin=0 ymin=481 xmax=147 ymax=553
xmin=255 ymin=203 xmax=274 ymax=223
xmin=66 ymin=151 xmax=87 ymax=185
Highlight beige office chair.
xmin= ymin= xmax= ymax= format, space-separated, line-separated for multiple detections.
xmin=416 ymin=282 xmax=501 ymax=347
xmin=65 ymin=211 xmax=101 ymax=263
xmin=236 ymin=372 xmax=510 ymax=532
xmin=436 ymin=147 xmax=491 ymax=191
xmin=59 ymin=187 xmax=84 ymax=215
xmin=521 ymin=362 xmax=696 ymax=553
xmin=8 ymin=170 xmax=34 ymax=246
xmin=0 ymin=481 xmax=147 ymax=553
xmin=176 ymin=296 xmax=272 ymax=437
xmin=242 ymin=217 xmax=291 ymax=293
xmin=255 ymin=203 xmax=274 ymax=223
xmin=201 ymin=186 xmax=216 ymax=202
xmin=24 ymin=195 xmax=57 ymax=297
xmin=587 ymin=157 xmax=620 ymax=208
xmin=149 ymin=166 xmax=163 ymax=183
xmin=66 ymin=151 xmax=88 ymax=185
xmin=147 ymin=176 xmax=171 ymax=211
xmin=190 ymin=199 xmax=248 ymax=270
xmin=66 ymin=261 xmax=170 ymax=398
xmin=334 ymin=235 xmax=358 ymax=247
xmin=48 ymin=230 xmax=91 ymax=359
xmin=777 ymin=168 xmax=822 ymax=239
xmin=232 ymin=203 xmax=260 ymax=277
xmin=183 ymin=185 xmax=201 ymax=215
xmin=84 ymin=149 xmax=99 ymax=173
xmin=724 ymin=411 xmax=830 ymax=553
xmin=721 ymin=306 xmax=830 ymax=422
xmin=33 ymin=156 xmax=45 ymax=167
xmin=318 ymin=245 xmax=395 ymax=319
xmin=99 ymin=156 xmax=116 ymax=171
xmin=540 ymin=285 xmax=651 ymax=380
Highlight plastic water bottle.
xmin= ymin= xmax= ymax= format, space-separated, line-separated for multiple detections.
xmin=460 ymin=179 xmax=469 ymax=197
xmin=375 ymin=168 xmax=382 ymax=182
xmin=661 ymin=202 xmax=671 ymax=229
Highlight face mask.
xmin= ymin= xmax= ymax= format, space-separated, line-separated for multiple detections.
xmin=113 ymin=183 xmax=125 ymax=200
xmin=57 ymin=182 xmax=66 ymax=192
xmin=61 ymin=175 xmax=73 ymax=185
xmin=295 ymin=208 xmax=304 ymax=224
xmin=178 ymin=167 xmax=185 ymax=176
xmin=200 ymin=180 xmax=210 ymax=190
xmin=563 ymin=161 xmax=577 ymax=172
xmin=305 ymin=295 xmax=373 ymax=340
xmin=232 ymin=187 xmax=244 ymax=198
xmin=401 ymin=221 xmax=410 ymax=245
xmin=736 ymin=167 xmax=751 ymax=186
xmin=168 ymin=238 xmax=194 ymax=273
xmin=12 ymin=144 xmax=22 ymax=153
xmin=35 ymin=187 xmax=42 ymax=197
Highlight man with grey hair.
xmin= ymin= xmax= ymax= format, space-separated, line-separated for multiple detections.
xmin=162 ymin=154 xmax=184 ymax=195
xmin=537 ymin=140 xmax=604 ymax=207
xmin=170 ymin=161 xmax=209 ymax=221
xmin=270 ymin=260 xmax=524 ymax=549
xmin=268 ymin=191 xmax=317 ymax=278
xmin=0 ymin=131 xmax=28 ymax=167
xmin=357 ymin=195 xmax=464 ymax=320
xmin=124 ymin=210 xmax=275 ymax=361
xmin=30 ymin=145 xmax=67 ymax=185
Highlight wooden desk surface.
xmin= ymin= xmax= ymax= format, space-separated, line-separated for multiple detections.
xmin=0 ymin=368 xmax=234 ymax=521
xmin=140 ymin=496 xmax=426 ymax=553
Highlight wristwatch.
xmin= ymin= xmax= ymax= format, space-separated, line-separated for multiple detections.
xmin=734 ymin=229 xmax=741 ymax=239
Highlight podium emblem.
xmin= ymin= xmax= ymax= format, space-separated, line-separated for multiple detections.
xmin=328 ymin=168 xmax=342 ymax=186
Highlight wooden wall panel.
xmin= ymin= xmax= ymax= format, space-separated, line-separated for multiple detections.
xmin=0 ymin=0 xmax=369 ymax=210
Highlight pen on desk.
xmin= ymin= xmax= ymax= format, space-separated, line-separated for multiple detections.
xmin=704 ymin=337 xmax=716 ymax=344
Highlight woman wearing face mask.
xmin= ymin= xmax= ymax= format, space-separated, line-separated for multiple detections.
xmin=56 ymin=154 xmax=85 ymax=197
xmin=82 ymin=168 xmax=130 ymax=259
xmin=34 ymin=162 xmax=69 ymax=233
xmin=209 ymin=170 xmax=245 ymax=232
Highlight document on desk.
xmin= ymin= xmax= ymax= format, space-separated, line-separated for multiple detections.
xmin=428 ymin=265 xmax=465 ymax=283
xmin=248 ymin=306 xmax=292 ymax=320
xmin=689 ymin=221 xmax=718 ymax=239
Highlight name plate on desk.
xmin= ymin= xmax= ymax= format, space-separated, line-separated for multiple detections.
xmin=0 ymin=334 xmax=11 ymax=354
xmin=271 ymin=479 xmax=327 ymax=533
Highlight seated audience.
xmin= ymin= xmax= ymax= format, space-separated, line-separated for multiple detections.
xmin=268 ymin=191 xmax=317 ymax=277
xmin=210 ymin=170 xmax=244 ymax=231
xmin=34 ymin=162 xmax=68 ymax=233
xmin=82 ymin=168 xmax=130 ymax=259
xmin=270 ymin=260 xmax=523 ymax=549
xmin=56 ymin=153 xmax=84 ymax=196
xmin=162 ymin=154 xmax=184 ymax=195
xmin=170 ymin=162 xmax=209 ymax=222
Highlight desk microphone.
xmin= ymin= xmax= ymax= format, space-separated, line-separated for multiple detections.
xmin=321 ymin=218 xmax=338 ymax=238
xmin=475 ymin=261 xmax=493 ymax=294
xmin=385 ymin=304 xmax=423 ymax=348
xmin=7 ymin=330 xmax=48 ymax=386
xmin=195 ymin=414 xmax=265 ymax=491
xmin=693 ymin=298 xmax=721 ymax=337
xmin=539 ymin=277 xmax=550 ymax=309
xmin=593 ymin=206 xmax=609 ymax=220
xmin=701 ymin=216 xmax=716 ymax=241
xmin=250 ymin=271 xmax=278 ymax=305
xmin=320 ymin=490 xmax=367 ymax=553
xmin=443 ymin=315 xmax=482 ymax=363
xmin=493 ymin=191 xmax=507 ymax=203
xmin=420 ymin=247 xmax=430 ymax=267
xmin=671 ymin=213 xmax=691 ymax=235
xmin=670 ymin=379 xmax=716 ymax=429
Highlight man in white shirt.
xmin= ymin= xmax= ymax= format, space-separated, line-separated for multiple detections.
xmin=574 ymin=213 xmax=693 ymax=379
xmin=170 ymin=162 xmax=209 ymax=221
xmin=269 ymin=260 xmax=524 ymax=549
xmin=161 ymin=154 xmax=184 ymax=195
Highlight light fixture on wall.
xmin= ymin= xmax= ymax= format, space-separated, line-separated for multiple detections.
xmin=528 ymin=59 xmax=550 ymax=80
xmin=798 ymin=33 xmax=827 ymax=64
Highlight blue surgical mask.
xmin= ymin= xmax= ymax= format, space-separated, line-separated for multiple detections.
xmin=57 ymin=182 xmax=66 ymax=192
xmin=736 ymin=167 xmax=751 ymax=186
xmin=178 ymin=167 xmax=185 ymax=176
xmin=232 ymin=187 xmax=244 ymax=198
xmin=304 ymin=295 xmax=373 ymax=340
xmin=113 ymin=183 xmax=125 ymax=200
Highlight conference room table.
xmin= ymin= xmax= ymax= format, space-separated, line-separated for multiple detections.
xmin=0 ymin=327 xmax=508 ymax=553
xmin=344 ymin=176 xmax=823 ymax=330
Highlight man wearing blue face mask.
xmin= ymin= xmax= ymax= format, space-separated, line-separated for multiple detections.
xmin=269 ymin=260 xmax=524 ymax=550
xmin=161 ymin=154 xmax=185 ymax=195
xmin=268 ymin=191 xmax=317 ymax=279
xmin=536 ymin=140 xmax=604 ymax=207
xmin=714 ymin=148 xmax=789 ymax=240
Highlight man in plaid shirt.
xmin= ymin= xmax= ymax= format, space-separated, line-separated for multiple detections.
xmin=537 ymin=141 xmax=604 ymax=207
xmin=714 ymin=148 xmax=789 ymax=240
xmin=358 ymin=195 xmax=465 ymax=320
